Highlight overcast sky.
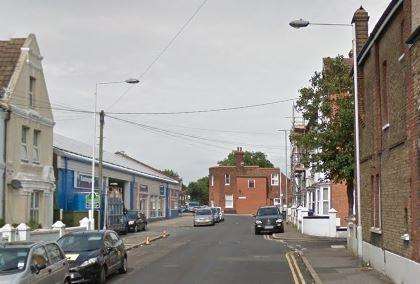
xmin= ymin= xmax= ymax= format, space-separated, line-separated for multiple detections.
xmin=1 ymin=0 xmax=389 ymax=183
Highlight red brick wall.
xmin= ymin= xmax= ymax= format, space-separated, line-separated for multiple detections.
xmin=330 ymin=182 xmax=349 ymax=226
xmin=235 ymin=177 xmax=268 ymax=214
xmin=357 ymin=0 xmax=418 ymax=261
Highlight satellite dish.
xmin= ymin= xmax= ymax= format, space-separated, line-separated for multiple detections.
xmin=10 ymin=179 xmax=22 ymax=189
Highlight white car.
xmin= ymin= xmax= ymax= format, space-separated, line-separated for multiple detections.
xmin=215 ymin=207 xmax=224 ymax=221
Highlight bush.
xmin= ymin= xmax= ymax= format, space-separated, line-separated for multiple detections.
xmin=28 ymin=220 xmax=41 ymax=230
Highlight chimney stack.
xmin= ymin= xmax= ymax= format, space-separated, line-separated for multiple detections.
xmin=235 ymin=147 xmax=244 ymax=168
xmin=352 ymin=6 xmax=369 ymax=56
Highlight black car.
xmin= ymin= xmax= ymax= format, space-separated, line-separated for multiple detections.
xmin=254 ymin=206 xmax=284 ymax=235
xmin=124 ymin=210 xmax=147 ymax=233
xmin=57 ymin=230 xmax=127 ymax=283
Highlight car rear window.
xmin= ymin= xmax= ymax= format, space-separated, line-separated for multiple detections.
xmin=196 ymin=209 xmax=212 ymax=215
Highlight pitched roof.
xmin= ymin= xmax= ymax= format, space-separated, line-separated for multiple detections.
xmin=0 ymin=38 xmax=26 ymax=92
xmin=53 ymin=133 xmax=179 ymax=184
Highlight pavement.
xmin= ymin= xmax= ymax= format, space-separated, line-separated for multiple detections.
xmin=111 ymin=214 xmax=293 ymax=284
xmin=272 ymin=223 xmax=394 ymax=284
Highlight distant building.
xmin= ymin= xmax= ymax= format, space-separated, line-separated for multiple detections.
xmin=0 ymin=35 xmax=55 ymax=227
xmin=209 ymin=147 xmax=287 ymax=214
xmin=353 ymin=0 xmax=419 ymax=282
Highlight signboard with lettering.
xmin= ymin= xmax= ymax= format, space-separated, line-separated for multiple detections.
xmin=85 ymin=192 xmax=100 ymax=209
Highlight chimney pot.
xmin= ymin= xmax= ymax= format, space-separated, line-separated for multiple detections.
xmin=234 ymin=147 xmax=244 ymax=168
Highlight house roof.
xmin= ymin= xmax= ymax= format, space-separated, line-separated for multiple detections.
xmin=358 ymin=0 xmax=403 ymax=65
xmin=53 ymin=133 xmax=179 ymax=185
xmin=0 ymin=37 xmax=26 ymax=92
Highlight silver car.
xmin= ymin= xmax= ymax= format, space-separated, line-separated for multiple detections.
xmin=193 ymin=208 xmax=215 ymax=226
xmin=0 ymin=241 xmax=70 ymax=284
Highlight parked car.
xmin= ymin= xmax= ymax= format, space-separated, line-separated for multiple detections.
xmin=254 ymin=206 xmax=284 ymax=235
xmin=210 ymin=207 xmax=220 ymax=223
xmin=123 ymin=210 xmax=147 ymax=233
xmin=187 ymin=201 xmax=200 ymax=212
xmin=57 ymin=230 xmax=127 ymax=283
xmin=193 ymin=208 xmax=215 ymax=226
xmin=215 ymin=207 xmax=224 ymax=221
xmin=0 ymin=241 xmax=70 ymax=284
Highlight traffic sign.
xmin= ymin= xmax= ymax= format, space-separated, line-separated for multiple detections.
xmin=86 ymin=192 xmax=100 ymax=209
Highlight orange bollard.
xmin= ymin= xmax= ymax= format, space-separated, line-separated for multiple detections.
xmin=162 ymin=230 xmax=168 ymax=237
xmin=145 ymin=236 xmax=151 ymax=245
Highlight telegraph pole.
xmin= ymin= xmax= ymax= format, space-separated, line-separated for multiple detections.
xmin=99 ymin=110 xmax=105 ymax=229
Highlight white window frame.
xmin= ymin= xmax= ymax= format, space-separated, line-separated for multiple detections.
xmin=248 ymin=179 xmax=255 ymax=189
xmin=210 ymin=174 xmax=214 ymax=187
xmin=322 ymin=187 xmax=330 ymax=215
xmin=271 ymin=173 xmax=279 ymax=186
xmin=225 ymin=195 xmax=233 ymax=208
xmin=21 ymin=126 xmax=29 ymax=162
xmin=30 ymin=191 xmax=40 ymax=223
xmin=224 ymin=174 xmax=230 ymax=186
xmin=33 ymin=130 xmax=40 ymax=164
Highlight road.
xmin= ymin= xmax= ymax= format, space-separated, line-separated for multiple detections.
xmin=110 ymin=215 xmax=293 ymax=284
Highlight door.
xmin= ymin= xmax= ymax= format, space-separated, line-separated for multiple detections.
xmin=44 ymin=243 xmax=68 ymax=284
xmin=29 ymin=246 xmax=51 ymax=284
xmin=104 ymin=233 xmax=119 ymax=273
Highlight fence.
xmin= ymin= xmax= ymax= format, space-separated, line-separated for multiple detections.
xmin=0 ymin=217 xmax=90 ymax=243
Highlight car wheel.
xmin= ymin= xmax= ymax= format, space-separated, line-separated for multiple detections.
xmin=96 ymin=266 xmax=106 ymax=284
xmin=64 ymin=278 xmax=71 ymax=284
xmin=119 ymin=256 xmax=128 ymax=274
xmin=143 ymin=224 xmax=147 ymax=231
xmin=255 ymin=229 xmax=260 ymax=235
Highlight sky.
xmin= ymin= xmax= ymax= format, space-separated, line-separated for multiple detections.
xmin=1 ymin=0 xmax=389 ymax=183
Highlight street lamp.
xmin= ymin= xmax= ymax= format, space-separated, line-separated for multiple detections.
xmin=89 ymin=78 xmax=140 ymax=230
xmin=289 ymin=19 xmax=362 ymax=257
xmin=277 ymin=129 xmax=289 ymax=210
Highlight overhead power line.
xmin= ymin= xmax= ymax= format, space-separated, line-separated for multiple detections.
xmin=106 ymin=115 xmax=283 ymax=150
xmin=108 ymin=98 xmax=295 ymax=115
xmin=106 ymin=0 xmax=209 ymax=110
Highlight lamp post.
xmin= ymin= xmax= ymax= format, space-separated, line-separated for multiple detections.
xmin=90 ymin=78 xmax=140 ymax=230
xmin=289 ymin=19 xmax=362 ymax=257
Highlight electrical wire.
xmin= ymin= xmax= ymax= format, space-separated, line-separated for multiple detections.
xmin=106 ymin=115 xmax=283 ymax=150
xmin=108 ymin=98 xmax=295 ymax=115
xmin=106 ymin=0 xmax=209 ymax=110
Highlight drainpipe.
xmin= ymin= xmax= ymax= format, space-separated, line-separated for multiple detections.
xmin=2 ymin=109 xmax=10 ymax=221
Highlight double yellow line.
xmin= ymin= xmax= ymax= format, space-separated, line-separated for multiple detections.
xmin=285 ymin=251 xmax=306 ymax=284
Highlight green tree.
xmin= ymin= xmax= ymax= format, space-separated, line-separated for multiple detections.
xmin=291 ymin=55 xmax=354 ymax=216
xmin=218 ymin=151 xmax=274 ymax=168
xmin=161 ymin=169 xmax=180 ymax=180
xmin=187 ymin=176 xmax=209 ymax=205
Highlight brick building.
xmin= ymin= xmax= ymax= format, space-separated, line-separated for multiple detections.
xmin=353 ymin=0 xmax=419 ymax=281
xmin=209 ymin=148 xmax=288 ymax=214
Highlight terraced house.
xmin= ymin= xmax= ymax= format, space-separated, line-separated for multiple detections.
xmin=353 ymin=0 xmax=419 ymax=281
xmin=0 ymin=34 xmax=55 ymax=227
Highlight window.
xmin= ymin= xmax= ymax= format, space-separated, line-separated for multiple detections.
xmin=33 ymin=130 xmax=40 ymax=164
xmin=44 ymin=244 xmax=63 ymax=264
xmin=30 ymin=191 xmax=40 ymax=223
xmin=21 ymin=126 xmax=29 ymax=162
xmin=271 ymin=173 xmax=279 ymax=186
xmin=322 ymin=188 xmax=329 ymax=215
xmin=31 ymin=246 xmax=48 ymax=267
xmin=210 ymin=174 xmax=214 ymax=187
xmin=29 ymin=77 xmax=35 ymax=108
xmin=224 ymin=174 xmax=230 ymax=185
xmin=382 ymin=61 xmax=389 ymax=125
xmin=248 ymin=179 xmax=255 ymax=189
xmin=225 ymin=195 xmax=233 ymax=208
xmin=372 ymin=175 xmax=381 ymax=229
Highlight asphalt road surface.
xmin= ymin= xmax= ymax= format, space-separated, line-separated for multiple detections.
xmin=109 ymin=215 xmax=293 ymax=284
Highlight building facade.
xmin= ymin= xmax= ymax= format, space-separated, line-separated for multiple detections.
xmin=209 ymin=147 xmax=283 ymax=214
xmin=354 ymin=0 xmax=419 ymax=281
xmin=53 ymin=134 xmax=181 ymax=226
xmin=0 ymin=35 xmax=55 ymax=227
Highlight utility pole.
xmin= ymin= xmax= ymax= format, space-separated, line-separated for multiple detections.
xmin=98 ymin=110 xmax=105 ymax=229
xmin=284 ymin=130 xmax=288 ymax=208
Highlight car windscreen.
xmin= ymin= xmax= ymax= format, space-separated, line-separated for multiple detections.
xmin=58 ymin=233 xmax=103 ymax=252
xmin=196 ymin=209 xmax=212 ymax=215
xmin=0 ymin=247 xmax=29 ymax=274
xmin=257 ymin=207 xmax=280 ymax=216
xmin=189 ymin=202 xmax=199 ymax=207
xmin=126 ymin=211 xmax=138 ymax=219
xmin=211 ymin=208 xmax=217 ymax=213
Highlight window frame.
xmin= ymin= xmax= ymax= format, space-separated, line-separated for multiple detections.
xmin=248 ymin=179 xmax=255 ymax=189
xmin=30 ymin=191 xmax=40 ymax=223
xmin=33 ymin=130 xmax=40 ymax=164
xmin=225 ymin=194 xmax=233 ymax=209
xmin=21 ymin=126 xmax=29 ymax=162
xmin=224 ymin=174 xmax=230 ymax=186
xmin=210 ymin=174 xmax=214 ymax=187
xmin=322 ymin=187 xmax=329 ymax=215
xmin=270 ymin=173 xmax=279 ymax=186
